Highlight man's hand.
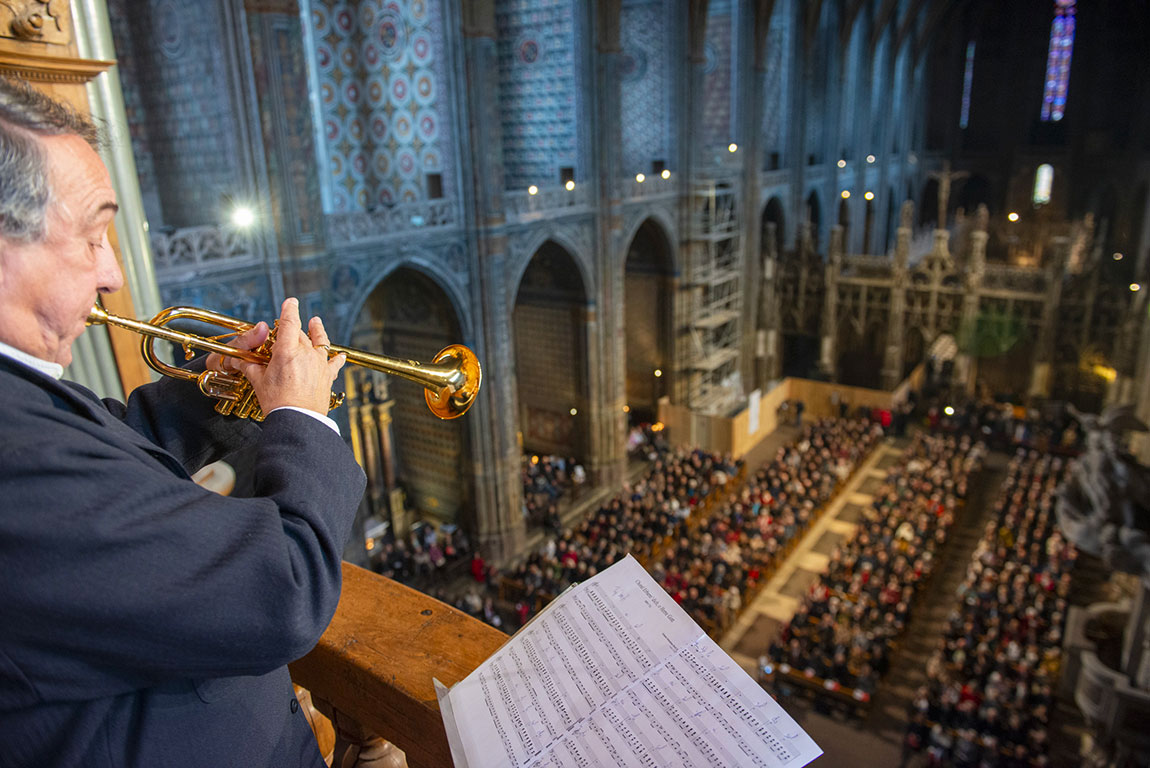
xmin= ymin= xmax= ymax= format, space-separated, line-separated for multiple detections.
xmin=233 ymin=298 xmax=347 ymax=415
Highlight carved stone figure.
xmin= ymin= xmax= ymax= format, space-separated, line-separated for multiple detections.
xmin=900 ymin=200 xmax=914 ymax=230
xmin=1056 ymin=404 xmax=1150 ymax=577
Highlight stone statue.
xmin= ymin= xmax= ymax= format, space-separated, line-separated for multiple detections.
xmin=975 ymin=203 xmax=989 ymax=233
xmin=900 ymin=200 xmax=914 ymax=230
xmin=1056 ymin=404 xmax=1150 ymax=577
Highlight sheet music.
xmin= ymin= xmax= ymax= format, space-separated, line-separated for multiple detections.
xmin=437 ymin=556 xmax=821 ymax=768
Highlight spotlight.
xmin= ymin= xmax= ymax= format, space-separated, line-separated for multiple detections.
xmin=622 ymin=405 xmax=630 ymax=413
xmin=528 ymin=185 xmax=538 ymax=195
xmin=653 ymin=368 xmax=663 ymax=378
xmin=661 ymin=169 xmax=671 ymax=179
xmin=1113 ymin=252 xmax=1124 ymax=261
xmin=1131 ymin=283 xmax=1142 ymax=292
xmin=1007 ymin=212 xmax=1020 ymax=222
xmin=837 ymin=159 xmax=846 ymax=168
xmin=565 ymin=180 xmax=575 ymax=191
xmin=635 ymin=173 xmax=645 ymax=183
xmin=841 ymin=190 xmax=851 ymax=199
xmin=866 ymin=154 xmax=876 ymax=164
xmin=728 ymin=143 xmax=738 ymax=153
xmin=569 ymin=408 xmax=578 ymax=416
xmin=944 ymin=406 xmax=955 ymax=416
xmin=230 ymin=206 xmax=255 ymax=229
xmin=864 ymin=191 xmax=875 ymax=201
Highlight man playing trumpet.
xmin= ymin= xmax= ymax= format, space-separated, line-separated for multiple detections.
xmin=0 ymin=76 xmax=364 ymax=768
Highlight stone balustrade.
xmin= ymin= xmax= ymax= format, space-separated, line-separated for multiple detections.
xmin=622 ymin=173 xmax=676 ymax=201
xmin=289 ymin=563 xmax=507 ymax=768
xmin=150 ymin=225 xmax=261 ymax=273
xmin=325 ymin=200 xmax=461 ymax=246
xmin=503 ymin=183 xmax=591 ymax=223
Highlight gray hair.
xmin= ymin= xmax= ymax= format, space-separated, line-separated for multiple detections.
xmin=0 ymin=76 xmax=102 ymax=242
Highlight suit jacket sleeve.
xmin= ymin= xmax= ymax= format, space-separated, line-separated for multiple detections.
xmin=0 ymin=382 xmax=366 ymax=706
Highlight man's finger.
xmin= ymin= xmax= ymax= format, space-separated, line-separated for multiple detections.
xmin=309 ymin=316 xmax=331 ymax=349
xmin=277 ymin=298 xmax=302 ymax=342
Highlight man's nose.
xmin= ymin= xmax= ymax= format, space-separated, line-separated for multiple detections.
xmin=97 ymin=232 xmax=125 ymax=293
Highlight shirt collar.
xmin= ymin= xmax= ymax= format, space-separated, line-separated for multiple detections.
xmin=0 ymin=340 xmax=64 ymax=380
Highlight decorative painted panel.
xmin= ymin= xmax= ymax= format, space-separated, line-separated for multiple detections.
xmin=106 ymin=0 xmax=243 ymax=228
xmin=495 ymin=0 xmax=582 ymax=191
xmin=309 ymin=0 xmax=454 ymax=212
xmin=620 ymin=0 xmax=671 ymax=176
xmin=701 ymin=0 xmax=732 ymax=150
xmin=248 ymin=9 xmax=324 ymax=245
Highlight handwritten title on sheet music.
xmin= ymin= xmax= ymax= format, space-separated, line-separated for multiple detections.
xmin=634 ymin=579 xmax=676 ymax=623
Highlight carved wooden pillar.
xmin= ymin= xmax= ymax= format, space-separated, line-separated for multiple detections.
xmin=313 ymin=696 xmax=409 ymax=768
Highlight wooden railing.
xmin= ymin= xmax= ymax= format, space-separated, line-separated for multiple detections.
xmin=290 ymin=563 xmax=507 ymax=768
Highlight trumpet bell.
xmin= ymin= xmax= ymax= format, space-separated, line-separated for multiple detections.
xmin=425 ymin=344 xmax=482 ymax=419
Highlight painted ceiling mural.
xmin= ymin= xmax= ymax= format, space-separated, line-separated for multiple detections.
xmin=620 ymin=0 xmax=673 ymax=177
xmin=309 ymin=0 xmax=454 ymax=212
xmin=495 ymin=0 xmax=583 ymax=191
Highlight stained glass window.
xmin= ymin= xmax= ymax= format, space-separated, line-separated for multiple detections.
xmin=960 ymin=41 xmax=975 ymax=129
xmin=1033 ymin=164 xmax=1054 ymax=205
xmin=1041 ymin=0 xmax=1075 ymax=122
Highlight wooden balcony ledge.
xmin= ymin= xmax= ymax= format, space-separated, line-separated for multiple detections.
xmin=290 ymin=563 xmax=507 ymax=768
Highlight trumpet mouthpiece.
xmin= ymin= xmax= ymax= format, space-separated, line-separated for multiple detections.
xmin=87 ymin=305 xmax=109 ymax=326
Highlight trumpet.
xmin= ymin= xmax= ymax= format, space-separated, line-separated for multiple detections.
xmin=87 ymin=304 xmax=481 ymax=420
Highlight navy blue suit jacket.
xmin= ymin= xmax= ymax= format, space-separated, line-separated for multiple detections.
xmin=0 ymin=355 xmax=366 ymax=767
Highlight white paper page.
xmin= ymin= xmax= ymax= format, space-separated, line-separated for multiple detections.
xmin=527 ymin=635 xmax=820 ymax=768
xmin=440 ymin=556 xmax=821 ymax=768
xmin=445 ymin=556 xmax=701 ymax=768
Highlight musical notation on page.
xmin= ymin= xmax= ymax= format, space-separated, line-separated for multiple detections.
xmin=436 ymin=555 xmax=822 ymax=768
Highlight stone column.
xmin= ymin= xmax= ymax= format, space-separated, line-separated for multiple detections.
xmin=589 ymin=0 xmax=626 ymax=489
xmin=1029 ymin=236 xmax=1069 ymax=399
xmin=460 ymin=2 xmax=526 ymax=563
xmin=758 ymin=222 xmax=782 ymax=387
xmin=819 ymin=226 xmax=842 ymax=380
xmin=958 ymin=209 xmax=988 ymax=396
xmin=882 ymin=202 xmax=912 ymax=390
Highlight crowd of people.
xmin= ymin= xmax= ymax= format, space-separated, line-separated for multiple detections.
xmin=903 ymin=449 xmax=1075 ymax=768
xmin=769 ymin=431 xmax=986 ymax=698
xmin=919 ymin=399 xmax=1083 ymax=456
xmin=506 ymin=446 xmax=740 ymax=608
xmin=654 ymin=418 xmax=885 ymax=632
xmin=369 ymin=520 xmax=472 ymax=587
xmin=521 ymin=454 xmax=585 ymax=530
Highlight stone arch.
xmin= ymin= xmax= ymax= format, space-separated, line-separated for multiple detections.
xmin=761 ymin=195 xmax=786 ymax=256
xmin=339 ymin=252 xmax=474 ymax=349
xmin=920 ymin=177 xmax=940 ymax=228
xmin=623 ymin=218 xmax=675 ymax=422
xmin=510 ymin=227 xmax=596 ymax=305
xmin=620 ymin=205 xmax=680 ymax=275
xmin=347 ymin=265 xmax=475 ymax=536
xmin=806 ymin=188 xmax=823 ymax=249
xmin=903 ymin=324 xmax=927 ymax=379
xmin=512 ymin=240 xmax=592 ymax=529
xmin=958 ymin=173 xmax=992 ymax=215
